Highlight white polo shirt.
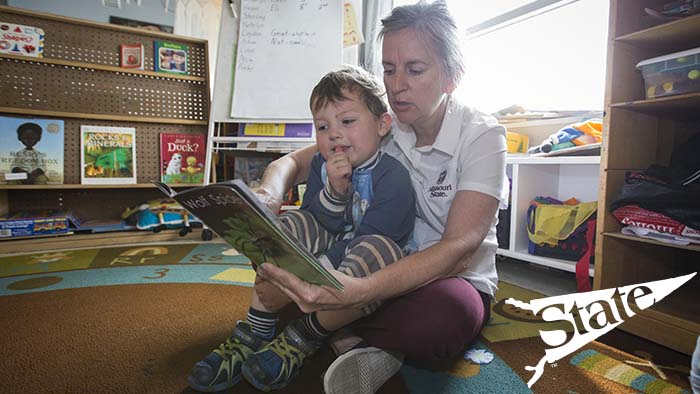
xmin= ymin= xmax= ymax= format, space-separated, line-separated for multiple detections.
xmin=381 ymin=96 xmax=509 ymax=296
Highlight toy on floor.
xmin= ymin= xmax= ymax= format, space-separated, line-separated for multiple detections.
xmin=121 ymin=198 xmax=212 ymax=240
xmin=528 ymin=119 xmax=602 ymax=154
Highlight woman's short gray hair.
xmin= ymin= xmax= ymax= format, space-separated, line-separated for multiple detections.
xmin=379 ymin=0 xmax=465 ymax=86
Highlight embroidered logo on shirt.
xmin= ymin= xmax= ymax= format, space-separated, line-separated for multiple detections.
xmin=429 ymin=170 xmax=451 ymax=198
xmin=436 ymin=170 xmax=447 ymax=185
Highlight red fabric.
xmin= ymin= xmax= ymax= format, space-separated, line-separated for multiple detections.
xmin=576 ymin=218 xmax=596 ymax=292
xmin=612 ymin=204 xmax=698 ymax=237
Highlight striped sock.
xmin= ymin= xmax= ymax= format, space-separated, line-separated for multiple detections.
xmin=301 ymin=312 xmax=332 ymax=341
xmin=247 ymin=308 xmax=277 ymax=340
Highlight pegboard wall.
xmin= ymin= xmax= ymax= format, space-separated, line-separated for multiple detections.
xmin=0 ymin=6 xmax=211 ymax=223
xmin=0 ymin=7 xmax=207 ymax=77
xmin=0 ymin=58 xmax=209 ymax=121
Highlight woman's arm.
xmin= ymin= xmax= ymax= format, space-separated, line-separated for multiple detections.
xmin=256 ymin=189 xmax=499 ymax=312
xmin=255 ymin=144 xmax=318 ymax=212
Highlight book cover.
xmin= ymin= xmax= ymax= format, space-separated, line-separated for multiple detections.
xmin=154 ymin=179 xmax=343 ymax=290
xmin=119 ymin=43 xmax=144 ymax=69
xmin=160 ymin=133 xmax=206 ymax=184
xmin=80 ymin=126 xmax=137 ymax=184
xmin=0 ymin=22 xmax=44 ymax=58
xmin=0 ymin=115 xmax=64 ymax=184
xmin=154 ymin=40 xmax=188 ymax=75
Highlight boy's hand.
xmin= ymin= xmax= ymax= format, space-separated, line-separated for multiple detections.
xmin=326 ymin=149 xmax=352 ymax=199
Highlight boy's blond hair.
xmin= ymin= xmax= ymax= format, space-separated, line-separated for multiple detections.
xmin=310 ymin=65 xmax=388 ymax=118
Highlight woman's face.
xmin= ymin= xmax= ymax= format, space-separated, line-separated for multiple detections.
xmin=382 ymin=28 xmax=454 ymax=127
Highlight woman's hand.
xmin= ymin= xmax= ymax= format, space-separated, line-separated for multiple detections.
xmin=254 ymin=186 xmax=284 ymax=214
xmin=256 ymin=263 xmax=372 ymax=313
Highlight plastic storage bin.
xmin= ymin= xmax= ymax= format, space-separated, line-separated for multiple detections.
xmin=636 ymin=46 xmax=700 ymax=99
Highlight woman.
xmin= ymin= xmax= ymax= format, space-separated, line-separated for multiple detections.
xmin=255 ymin=1 xmax=508 ymax=393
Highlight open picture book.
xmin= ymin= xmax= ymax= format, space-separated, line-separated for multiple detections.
xmin=154 ymin=180 xmax=343 ymax=290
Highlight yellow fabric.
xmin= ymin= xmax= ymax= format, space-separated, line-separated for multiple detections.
xmin=528 ymin=201 xmax=597 ymax=246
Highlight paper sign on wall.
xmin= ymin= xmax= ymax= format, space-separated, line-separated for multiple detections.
xmin=343 ymin=2 xmax=363 ymax=47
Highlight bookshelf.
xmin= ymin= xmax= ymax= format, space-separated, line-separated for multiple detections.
xmin=595 ymin=1 xmax=699 ymax=355
xmin=0 ymin=6 xmax=211 ymax=254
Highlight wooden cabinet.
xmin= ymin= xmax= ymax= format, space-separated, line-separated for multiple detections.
xmin=0 ymin=6 xmax=211 ymax=254
xmin=595 ymin=1 xmax=700 ymax=355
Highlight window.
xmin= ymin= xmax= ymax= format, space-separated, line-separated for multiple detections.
xmin=445 ymin=0 xmax=610 ymax=113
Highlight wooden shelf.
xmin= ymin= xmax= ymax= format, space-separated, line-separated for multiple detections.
xmin=0 ymin=228 xmax=207 ymax=255
xmin=610 ymin=93 xmax=700 ymax=120
xmin=0 ymin=53 xmax=207 ymax=82
xmin=642 ymin=283 xmax=700 ymax=334
xmin=0 ymin=107 xmax=208 ymax=125
xmin=0 ymin=184 xmax=202 ymax=190
xmin=616 ymin=13 xmax=700 ymax=50
xmin=603 ymin=232 xmax=700 ymax=252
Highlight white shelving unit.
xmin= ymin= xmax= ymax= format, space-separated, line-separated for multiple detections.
xmin=498 ymin=117 xmax=601 ymax=277
xmin=499 ymin=155 xmax=599 ymax=276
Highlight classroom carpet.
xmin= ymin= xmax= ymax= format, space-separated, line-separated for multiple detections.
xmin=0 ymin=242 xmax=693 ymax=393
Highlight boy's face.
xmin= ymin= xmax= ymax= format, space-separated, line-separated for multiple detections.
xmin=173 ymin=52 xmax=185 ymax=64
xmin=313 ymin=89 xmax=391 ymax=167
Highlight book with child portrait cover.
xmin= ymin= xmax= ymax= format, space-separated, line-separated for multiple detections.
xmin=154 ymin=179 xmax=343 ymax=290
xmin=154 ymin=40 xmax=188 ymax=75
xmin=0 ymin=115 xmax=64 ymax=185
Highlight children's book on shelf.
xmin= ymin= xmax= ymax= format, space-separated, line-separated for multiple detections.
xmin=160 ymin=133 xmax=206 ymax=185
xmin=239 ymin=123 xmax=313 ymax=139
xmin=0 ymin=22 xmax=44 ymax=58
xmin=154 ymin=180 xmax=343 ymax=290
xmin=154 ymin=40 xmax=188 ymax=74
xmin=233 ymin=156 xmax=275 ymax=188
xmin=0 ymin=115 xmax=64 ymax=185
xmin=80 ymin=125 xmax=137 ymax=184
xmin=119 ymin=43 xmax=144 ymax=69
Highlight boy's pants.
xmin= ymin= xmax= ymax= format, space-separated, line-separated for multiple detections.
xmin=280 ymin=210 xmax=490 ymax=365
xmin=279 ymin=210 xmax=404 ymax=314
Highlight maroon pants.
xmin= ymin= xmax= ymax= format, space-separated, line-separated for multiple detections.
xmin=351 ymin=277 xmax=491 ymax=366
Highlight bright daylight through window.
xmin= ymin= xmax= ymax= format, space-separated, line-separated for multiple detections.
xmin=444 ymin=0 xmax=610 ymax=114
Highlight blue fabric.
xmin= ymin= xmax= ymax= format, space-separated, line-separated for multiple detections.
xmin=302 ymin=152 xmax=415 ymax=267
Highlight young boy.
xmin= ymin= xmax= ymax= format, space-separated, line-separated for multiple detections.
xmin=188 ymin=65 xmax=416 ymax=392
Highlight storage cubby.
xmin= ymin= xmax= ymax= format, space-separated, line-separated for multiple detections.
xmin=595 ymin=0 xmax=700 ymax=355
xmin=0 ymin=6 xmax=211 ymax=254
xmin=498 ymin=156 xmax=600 ymax=276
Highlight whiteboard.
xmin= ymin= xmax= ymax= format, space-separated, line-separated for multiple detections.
xmin=230 ymin=0 xmax=344 ymax=122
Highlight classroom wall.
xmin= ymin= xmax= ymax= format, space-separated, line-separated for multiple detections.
xmin=8 ymin=0 xmax=174 ymax=27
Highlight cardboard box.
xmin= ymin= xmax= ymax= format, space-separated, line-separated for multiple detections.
xmin=0 ymin=211 xmax=80 ymax=239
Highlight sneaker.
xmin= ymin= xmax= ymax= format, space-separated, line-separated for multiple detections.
xmin=242 ymin=318 xmax=323 ymax=391
xmin=323 ymin=347 xmax=404 ymax=394
xmin=187 ymin=321 xmax=268 ymax=392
